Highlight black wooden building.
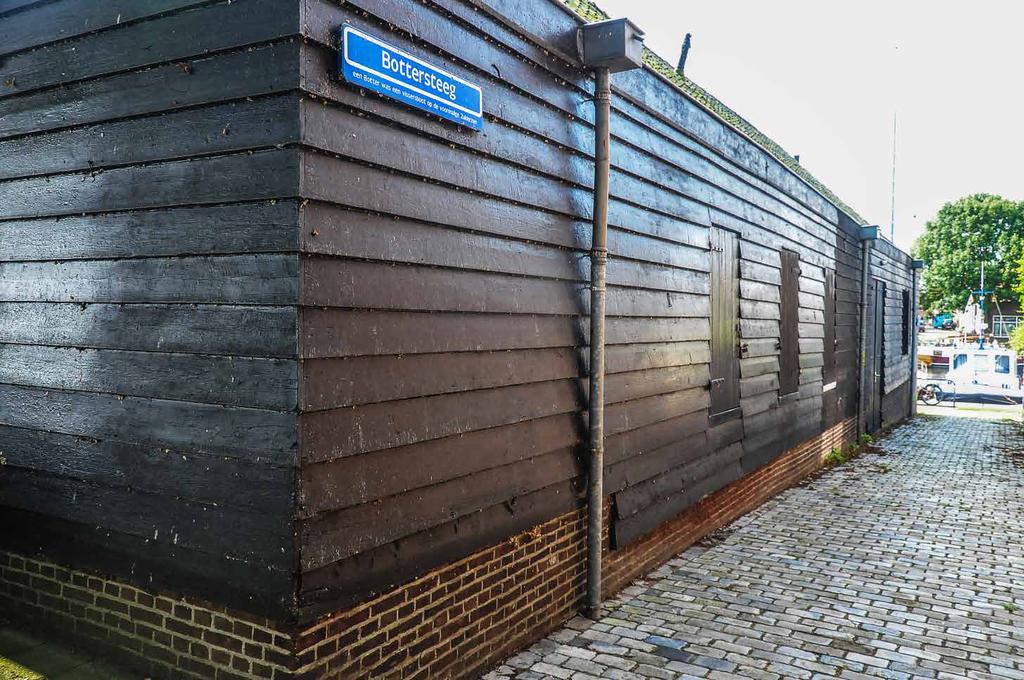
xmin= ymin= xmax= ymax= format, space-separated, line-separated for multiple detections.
xmin=0 ymin=0 xmax=918 ymax=678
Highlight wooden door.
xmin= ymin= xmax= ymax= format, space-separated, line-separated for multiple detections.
xmin=709 ymin=227 xmax=740 ymax=420
xmin=867 ymin=280 xmax=885 ymax=432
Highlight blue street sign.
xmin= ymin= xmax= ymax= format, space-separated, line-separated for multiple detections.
xmin=338 ymin=25 xmax=483 ymax=131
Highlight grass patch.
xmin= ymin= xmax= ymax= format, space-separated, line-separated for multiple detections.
xmin=823 ymin=446 xmax=847 ymax=467
xmin=822 ymin=435 xmax=881 ymax=470
xmin=0 ymin=657 xmax=43 ymax=680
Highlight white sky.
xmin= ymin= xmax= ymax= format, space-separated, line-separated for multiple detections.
xmin=597 ymin=0 xmax=1024 ymax=251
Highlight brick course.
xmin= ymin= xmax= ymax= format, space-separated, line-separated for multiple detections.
xmin=0 ymin=417 xmax=856 ymax=679
xmin=0 ymin=552 xmax=293 ymax=680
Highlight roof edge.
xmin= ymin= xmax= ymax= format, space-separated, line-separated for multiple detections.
xmin=557 ymin=0 xmax=869 ymax=227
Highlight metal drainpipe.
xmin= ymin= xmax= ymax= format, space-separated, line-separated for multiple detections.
xmin=586 ymin=65 xmax=611 ymax=619
xmin=909 ymin=261 xmax=923 ymax=416
xmin=857 ymin=231 xmax=875 ymax=436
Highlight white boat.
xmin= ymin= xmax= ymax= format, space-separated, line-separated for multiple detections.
xmin=921 ymin=343 xmax=1016 ymax=389
xmin=918 ymin=342 xmax=1021 ymax=406
xmin=919 ymin=282 xmax=1021 ymax=396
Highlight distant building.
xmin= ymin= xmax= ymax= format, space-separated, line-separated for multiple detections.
xmin=987 ymin=300 xmax=1022 ymax=338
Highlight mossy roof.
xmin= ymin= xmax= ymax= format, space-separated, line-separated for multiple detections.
xmin=561 ymin=0 xmax=868 ymax=225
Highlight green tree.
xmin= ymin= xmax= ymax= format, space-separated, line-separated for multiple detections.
xmin=912 ymin=194 xmax=1024 ymax=311
xmin=1009 ymin=323 xmax=1024 ymax=354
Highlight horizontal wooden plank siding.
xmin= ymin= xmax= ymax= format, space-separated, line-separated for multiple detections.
xmin=870 ymin=238 xmax=916 ymax=428
xmin=825 ymin=213 xmax=864 ymax=426
xmin=0 ymin=0 xmax=304 ymax=619
xmin=291 ymin=0 xmax=914 ymax=623
xmin=3 ymin=0 xmax=919 ymax=634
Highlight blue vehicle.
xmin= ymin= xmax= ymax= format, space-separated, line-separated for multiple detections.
xmin=932 ymin=312 xmax=955 ymax=329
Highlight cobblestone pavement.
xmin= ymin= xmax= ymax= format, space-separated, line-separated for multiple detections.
xmin=488 ymin=415 xmax=1024 ymax=680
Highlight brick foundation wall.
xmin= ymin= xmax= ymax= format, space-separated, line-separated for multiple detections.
xmin=291 ymin=510 xmax=588 ymax=680
xmin=0 ymin=417 xmax=856 ymax=679
xmin=0 ymin=552 xmax=294 ymax=680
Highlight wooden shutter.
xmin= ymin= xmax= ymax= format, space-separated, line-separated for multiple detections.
xmin=779 ymin=249 xmax=800 ymax=395
xmin=709 ymin=227 xmax=739 ymax=417
xmin=823 ymin=269 xmax=836 ymax=385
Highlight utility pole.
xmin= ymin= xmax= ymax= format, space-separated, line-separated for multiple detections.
xmin=980 ymin=263 xmax=986 ymax=336
xmin=972 ymin=263 xmax=993 ymax=343
xmin=889 ymin=112 xmax=897 ymax=242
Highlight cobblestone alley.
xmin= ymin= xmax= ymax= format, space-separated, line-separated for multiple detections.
xmin=490 ymin=415 xmax=1024 ymax=680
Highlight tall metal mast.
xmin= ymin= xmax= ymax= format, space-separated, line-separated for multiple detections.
xmin=889 ymin=112 xmax=897 ymax=242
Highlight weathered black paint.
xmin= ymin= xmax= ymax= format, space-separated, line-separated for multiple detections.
xmin=825 ymin=213 xmax=866 ymax=426
xmin=0 ymin=0 xmax=918 ymax=630
xmin=291 ymin=0 xmax=911 ymax=607
xmin=0 ymin=0 xmax=302 ymax=619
